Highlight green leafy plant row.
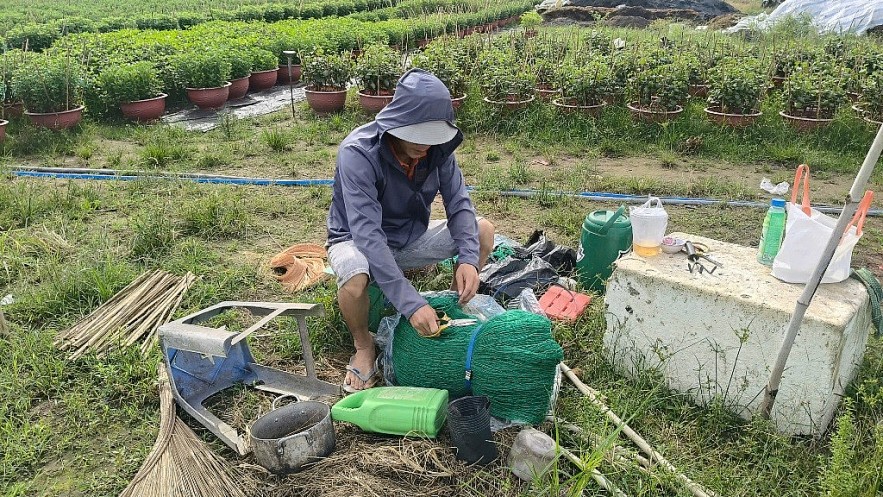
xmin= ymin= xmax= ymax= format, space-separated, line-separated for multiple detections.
xmin=1 ymin=0 xmax=407 ymax=51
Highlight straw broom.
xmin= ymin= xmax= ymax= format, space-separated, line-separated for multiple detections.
xmin=56 ymin=270 xmax=198 ymax=360
xmin=120 ymin=366 xmax=254 ymax=497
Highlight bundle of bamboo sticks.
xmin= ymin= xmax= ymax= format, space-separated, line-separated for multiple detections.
xmin=56 ymin=270 xmax=199 ymax=360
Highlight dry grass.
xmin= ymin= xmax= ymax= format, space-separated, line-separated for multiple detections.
xmin=261 ymin=424 xmax=526 ymax=497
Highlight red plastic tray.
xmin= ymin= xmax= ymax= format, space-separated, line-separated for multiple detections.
xmin=538 ymin=285 xmax=592 ymax=322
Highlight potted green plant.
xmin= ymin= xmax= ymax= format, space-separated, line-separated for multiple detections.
xmin=249 ymin=48 xmax=278 ymax=92
xmin=770 ymin=47 xmax=818 ymax=88
xmin=0 ymin=51 xmax=28 ymax=118
xmin=780 ymin=63 xmax=846 ymax=131
xmin=354 ymin=44 xmax=403 ymax=113
xmin=678 ymin=53 xmax=708 ymax=98
xmin=226 ymin=48 xmax=253 ymax=99
xmin=411 ymin=43 xmax=467 ymax=109
xmin=627 ymin=64 xmax=688 ymax=123
xmin=479 ymin=48 xmax=535 ymax=110
xmin=272 ymin=36 xmax=302 ymax=83
xmin=301 ymin=50 xmax=352 ymax=115
xmin=855 ymin=70 xmax=883 ymax=126
xmin=173 ymin=51 xmax=232 ymax=110
xmin=97 ymin=62 xmax=167 ymax=122
xmin=704 ymin=59 xmax=766 ymax=128
xmin=520 ymin=10 xmax=542 ymax=38
xmin=552 ymin=59 xmax=613 ymax=117
xmin=14 ymin=54 xmax=87 ymax=130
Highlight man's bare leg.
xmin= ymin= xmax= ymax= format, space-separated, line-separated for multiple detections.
xmin=452 ymin=218 xmax=496 ymax=291
xmin=338 ymin=273 xmax=377 ymax=391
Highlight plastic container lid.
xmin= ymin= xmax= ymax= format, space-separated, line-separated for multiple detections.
xmin=771 ymin=198 xmax=786 ymax=208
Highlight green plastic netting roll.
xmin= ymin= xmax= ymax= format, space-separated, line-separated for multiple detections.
xmin=392 ymin=295 xmax=563 ymax=424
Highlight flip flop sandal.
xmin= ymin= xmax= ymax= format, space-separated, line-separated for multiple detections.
xmin=343 ymin=355 xmax=381 ymax=394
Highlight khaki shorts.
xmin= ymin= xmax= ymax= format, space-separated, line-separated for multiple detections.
xmin=327 ymin=219 xmax=466 ymax=288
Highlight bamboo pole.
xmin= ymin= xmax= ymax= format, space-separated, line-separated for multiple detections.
xmin=547 ymin=416 xmax=653 ymax=471
xmin=559 ymin=363 xmax=719 ymax=497
xmin=759 ymin=123 xmax=883 ymax=418
xmin=0 ymin=309 xmax=7 ymax=336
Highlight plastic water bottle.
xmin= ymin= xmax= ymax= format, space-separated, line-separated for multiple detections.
xmin=758 ymin=198 xmax=787 ymax=266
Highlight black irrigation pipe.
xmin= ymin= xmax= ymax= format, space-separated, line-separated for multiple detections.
xmin=10 ymin=166 xmax=883 ymax=216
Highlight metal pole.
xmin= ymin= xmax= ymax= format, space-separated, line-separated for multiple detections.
xmin=283 ymin=50 xmax=296 ymax=119
xmin=759 ymin=123 xmax=883 ymax=418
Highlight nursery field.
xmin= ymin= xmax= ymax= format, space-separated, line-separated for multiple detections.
xmin=2 ymin=6 xmax=883 ymax=497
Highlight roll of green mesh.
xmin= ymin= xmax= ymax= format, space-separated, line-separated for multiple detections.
xmin=392 ymin=295 xmax=563 ymax=424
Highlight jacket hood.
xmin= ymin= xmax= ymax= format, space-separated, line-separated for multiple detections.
xmin=375 ymin=68 xmax=463 ymax=154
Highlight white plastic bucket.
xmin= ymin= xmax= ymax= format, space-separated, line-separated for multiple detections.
xmin=629 ymin=197 xmax=668 ymax=256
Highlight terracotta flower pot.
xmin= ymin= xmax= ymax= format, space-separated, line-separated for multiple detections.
xmin=483 ymin=95 xmax=535 ymax=111
xmin=704 ymin=106 xmax=762 ymax=128
xmin=249 ymin=68 xmax=278 ymax=92
xmin=228 ymin=76 xmax=250 ymax=99
xmin=25 ymin=105 xmax=85 ymax=130
xmin=277 ymin=64 xmax=302 ymax=84
xmin=535 ymin=82 xmax=558 ymax=101
xmin=552 ymin=98 xmax=606 ymax=118
xmin=357 ymin=90 xmax=395 ymax=113
xmin=627 ymin=101 xmax=683 ymax=123
xmin=847 ymin=91 xmax=861 ymax=103
xmin=120 ymin=93 xmax=167 ymax=122
xmin=688 ymin=84 xmax=708 ymax=98
xmin=0 ymin=119 xmax=7 ymax=141
xmin=779 ymin=110 xmax=833 ymax=132
xmin=186 ymin=82 xmax=231 ymax=110
xmin=3 ymin=102 xmax=23 ymax=118
xmin=305 ymin=88 xmax=348 ymax=115
xmin=771 ymin=76 xmax=786 ymax=88
xmin=451 ymin=93 xmax=467 ymax=111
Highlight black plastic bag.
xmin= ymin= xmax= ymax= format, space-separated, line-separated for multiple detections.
xmin=517 ymin=230 xmax=577 ymax=275
xmin=479 ymin=255 xmax=559 ymax=300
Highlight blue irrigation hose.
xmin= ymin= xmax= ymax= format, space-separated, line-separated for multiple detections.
xmin=12 ymin=169 xmax=334 ymax=186
xmin=10 ymin=167 xmax=882 ymax=216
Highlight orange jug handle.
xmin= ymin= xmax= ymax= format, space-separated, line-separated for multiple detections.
xmin=846 ymin=191 xmax=874 ymax=236
xmin=791 ymin=164 xmax=812 ymax=216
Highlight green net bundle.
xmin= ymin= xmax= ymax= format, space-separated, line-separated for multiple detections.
xmin=392 ymin=295 xmax=563 ymax=424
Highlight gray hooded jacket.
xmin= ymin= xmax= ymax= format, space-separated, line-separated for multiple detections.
xmin=326 ymin=69 xmax=479 ymax=318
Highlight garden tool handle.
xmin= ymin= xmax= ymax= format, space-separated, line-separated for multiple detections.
xmin=684 ymin=241 xmax=698 ymax=262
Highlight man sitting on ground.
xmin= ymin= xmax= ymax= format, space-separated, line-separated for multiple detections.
xmin=326 ymin=69 xmax=494 ymax=392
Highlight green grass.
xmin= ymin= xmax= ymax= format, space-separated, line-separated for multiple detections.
xmin=1 ymin=175 xmax=880 ymax=496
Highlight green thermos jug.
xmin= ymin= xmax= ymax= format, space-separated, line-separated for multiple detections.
xmin=575 ymin=205 xmax=632 ymax=293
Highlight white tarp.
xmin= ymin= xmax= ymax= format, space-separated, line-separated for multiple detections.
xmin=726 ymin=0 xmax=883 ymax=35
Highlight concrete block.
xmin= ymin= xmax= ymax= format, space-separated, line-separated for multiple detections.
xmin=604 ymin=233 xmax=872 ymax=435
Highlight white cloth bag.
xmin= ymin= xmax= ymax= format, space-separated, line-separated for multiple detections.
xmin=772 ymin=164 xmax=874 ymax=284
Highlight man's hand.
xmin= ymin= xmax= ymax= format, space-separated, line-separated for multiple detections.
xmin=455 ymin=263 xmax=479 ymax=305
xmin=409 ymin=304 xmax=439 ymax=337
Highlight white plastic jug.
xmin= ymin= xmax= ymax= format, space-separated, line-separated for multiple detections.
xmin=629 ymin=196 xmax=668 ymax=257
